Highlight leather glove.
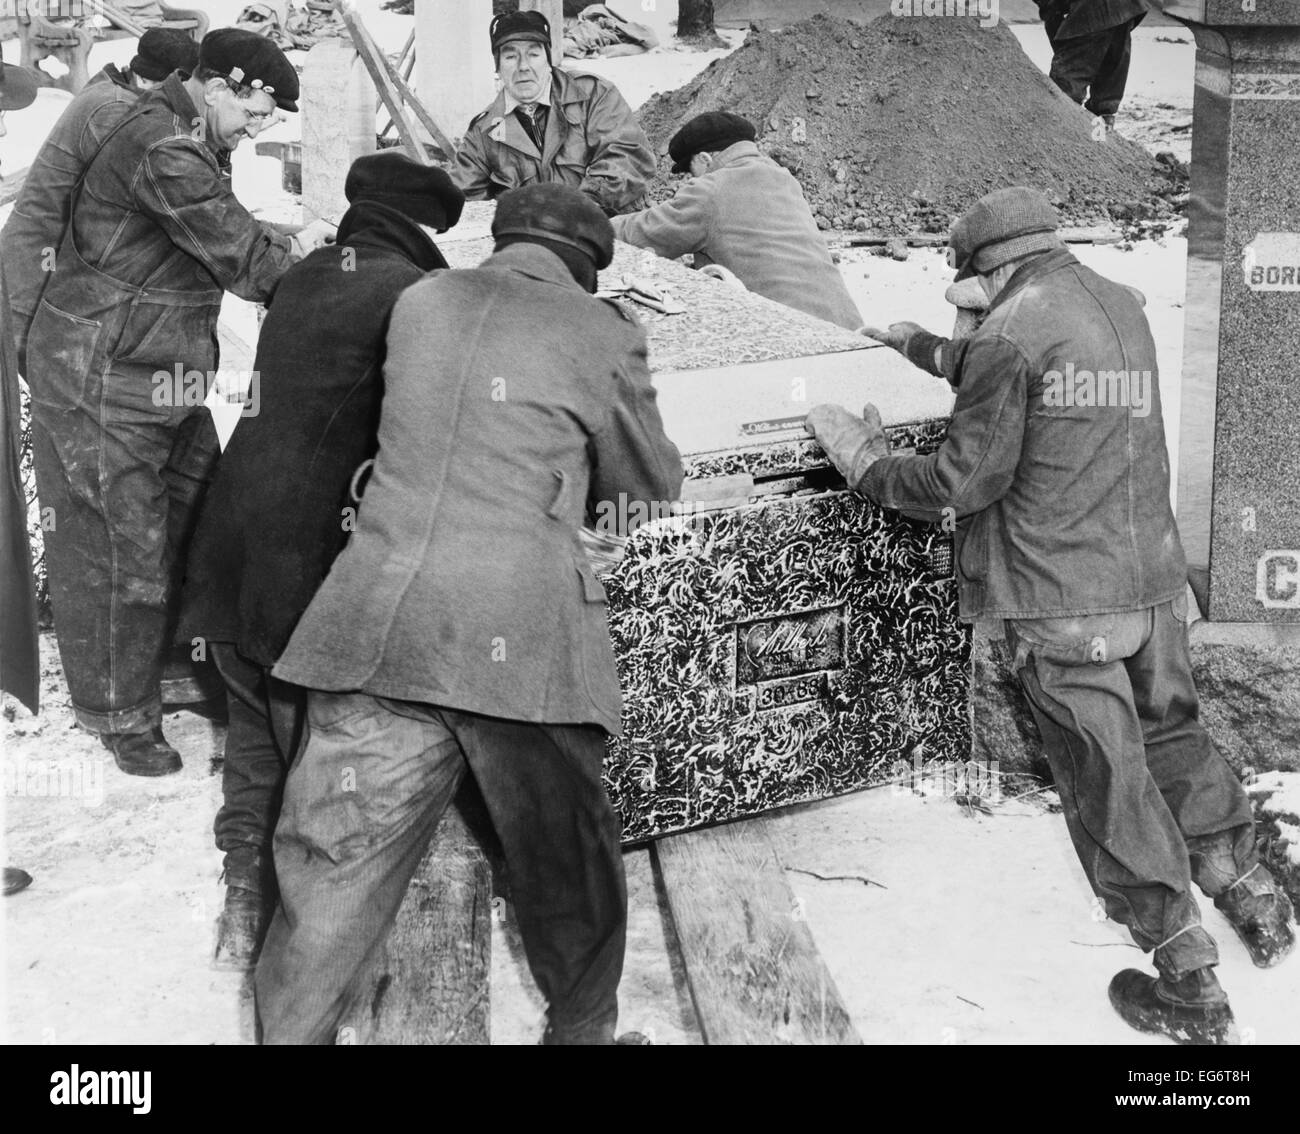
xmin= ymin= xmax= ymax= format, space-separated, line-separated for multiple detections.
xmin=804 ymin=403 xmax=890 ymax=492
xmin=860 ymin=321 xmax=947 ymax=377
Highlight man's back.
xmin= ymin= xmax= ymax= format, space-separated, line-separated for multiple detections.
xmin=273 ymin=241 xmax=682 ymax=731
xmin=179 ymin=209 xmax=441 ymax=665
xmin=613 ymin=141 xmax=862 ymax=331
xmin=703 ymin=148 xmax=862 ymax=329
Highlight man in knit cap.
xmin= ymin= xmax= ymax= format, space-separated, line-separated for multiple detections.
xmin=612 ymin=111 xmax=863 ymax=331
xmin=255 ymin=184 xmax=682 ymax=1044
xmin=806 ymin=185 xmax=1295 ymax=1046
xmin=451 ymin=9 xmax=654 ymax=216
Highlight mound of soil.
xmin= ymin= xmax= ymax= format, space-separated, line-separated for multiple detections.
xmin=636 ymin=14 xmax=1186 ymax=233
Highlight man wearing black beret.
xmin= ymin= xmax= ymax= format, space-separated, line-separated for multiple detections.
xmin=22 ymin=28 xmax=335 ymax=779
xmin=179 ymin=152 xmax=463 ymax=970
xmin=255 ymin=184 xmax=682 ymax=1044
xmin=612 ymin=111 xmax=863 ymax=331
xmin=451 ymin=10 xmax=654 ymax=216
xmin=2 ymin=28 xmax=200 ymax=374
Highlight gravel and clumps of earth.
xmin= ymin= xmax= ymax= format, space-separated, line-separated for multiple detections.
xmin=636 ymin=14 xmax=1188 ymax=235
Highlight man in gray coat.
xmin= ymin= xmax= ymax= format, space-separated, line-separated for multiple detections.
xmin=611 ymin=111 xmax=863 ymax=332
xmin=806 ymin=187 xmax=1294 ymax=1045
xmin=255 ymin=184 xmax=683 ymax=1045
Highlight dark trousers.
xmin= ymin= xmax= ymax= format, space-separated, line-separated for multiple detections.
xmin=30 ymin=400 xmax=220 ymax=734
xmin=1044 ymin=15 xmax=1143 ymax=118
xmin=1005 ymin=596 xmax=1256 ymax=980
xmin=210 ymin=642 xmax=303 ymax=886
xmin=254 ymin=691 xmax=627 ymax=1045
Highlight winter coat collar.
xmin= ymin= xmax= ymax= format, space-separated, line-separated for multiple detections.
xmin=145 ymin=72 xmax=214 ymax=153
xmin=707 ymin=139 xmax=762 ymax=170
xmin=479 ymin=240 xmax=586 ymax=292
xmin=97 ymin=63 xmax=136 ymax=91
xmin=336 ymin=200 xmax=448 ymax=272
xmin=987 ymin=246 xmax=1079 ymax=315
xmin=483 ymin=68 xmax=589 ymax=160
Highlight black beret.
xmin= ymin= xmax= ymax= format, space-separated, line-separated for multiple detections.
xmin=668 ymin=111 xmax=757 ymax=173
xmin=492 ymin=183 xmax=614 ymax=271
xmin=132 ymin=28 xmax=200 ymax=82
xmin=489 ymin=10 xmax=551 ymax=59
xmin=344 ymin=151 xmax=466 ymax=233
xmin=198 ymin=27 xmax=300 ymax=112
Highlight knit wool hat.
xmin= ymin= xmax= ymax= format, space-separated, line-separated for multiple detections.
xmin=947 ymin=186 xmax=1064 ymax=280
xmin=492 ymin=183 xmax=614 ymax=271
xmin=489 ymin=10 xmax=551 ymax=60
xmin=668 ymin=112 xmax=757 ymax=173
xmin=344 ymin=151 xmax=466 ymax=233
xmin=131 ymin=28 xmax=200 ymax=82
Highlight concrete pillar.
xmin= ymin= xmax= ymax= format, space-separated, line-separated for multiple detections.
xmin=415 ymin=0 xmax=495 ymax=147
xmin=1166 ymin=0 xmax=1300 ymax=630
xmin=300 ymin=40 xmax=376 ymax=223
xmin=520 ymin=0 xmax=565 ymax=63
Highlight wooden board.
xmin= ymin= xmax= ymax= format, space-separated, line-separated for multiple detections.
xmin=346 ymin=786 xmax=492 ymax=1045
xmin=652 ymin=818 xmax=862 ymax=1045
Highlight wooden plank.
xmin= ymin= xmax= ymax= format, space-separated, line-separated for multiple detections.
xmin=334 ymin=0 xmax=427 ymax=165
xmin=652 ymin=818 xmax=862 ymax=1045
xmin=346 ymin=785 xmax=492 ymax=1045
xmin=845 ymin=226 xmax=1122 ymax=248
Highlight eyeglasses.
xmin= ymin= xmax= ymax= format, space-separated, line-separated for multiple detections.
xmin=220 ymin=78 xmax=275 ymax=124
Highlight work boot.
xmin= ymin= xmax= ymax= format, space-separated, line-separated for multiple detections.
xmin=213 ymin=851 xmax=275 ymax=971
xmin=101 ymin=726 xmax=182 ymax=777
xmin=1108 ymin=966 xmax=1237 ymax=1046
xmin=213 ymin=886 xmax=272 ymax=971
xmin=1215 ymin=865 xmax=1296 ymax=968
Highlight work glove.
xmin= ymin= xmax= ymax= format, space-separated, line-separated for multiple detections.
xmin=860 ymin=321 xmax=947 ymax=377
xmin=804 ymin=403 xmax=890 ymax=493
xmin=289 ymin=218 xmax=337 ymax=259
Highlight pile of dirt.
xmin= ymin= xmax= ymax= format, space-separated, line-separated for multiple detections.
xmin=635 ymin=14 xmax=1187 ymax=234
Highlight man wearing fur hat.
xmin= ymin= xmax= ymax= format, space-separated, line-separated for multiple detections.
xmin=805 ymin=186 xmax=1295 ymax=1046
xmin=22 ymin=29 xmax=335 ymax=779
xmin=2 ymin=28 xmax=200 ymax=373
xmin=451 ymin=9 xmax=654 ymax=216
xmin=612 ymin=111 xmax=863 ymax=331
xmin=179 ymin=152 xmax=466 ymax=971
xmin=255 ymin=184 xmax=682 ymax=1044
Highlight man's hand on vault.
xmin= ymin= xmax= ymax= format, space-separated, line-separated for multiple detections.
xmin=804 ymin=403 xmax=890 ymax=492
xmin=860 ymin=320 xmax=947 ymax=377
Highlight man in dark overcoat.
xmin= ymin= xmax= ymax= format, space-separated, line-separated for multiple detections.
xmin=254 ymin=184 xmax=684 ymax=1045
xmin=179 ymin=152 xmax=465 ymax=969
